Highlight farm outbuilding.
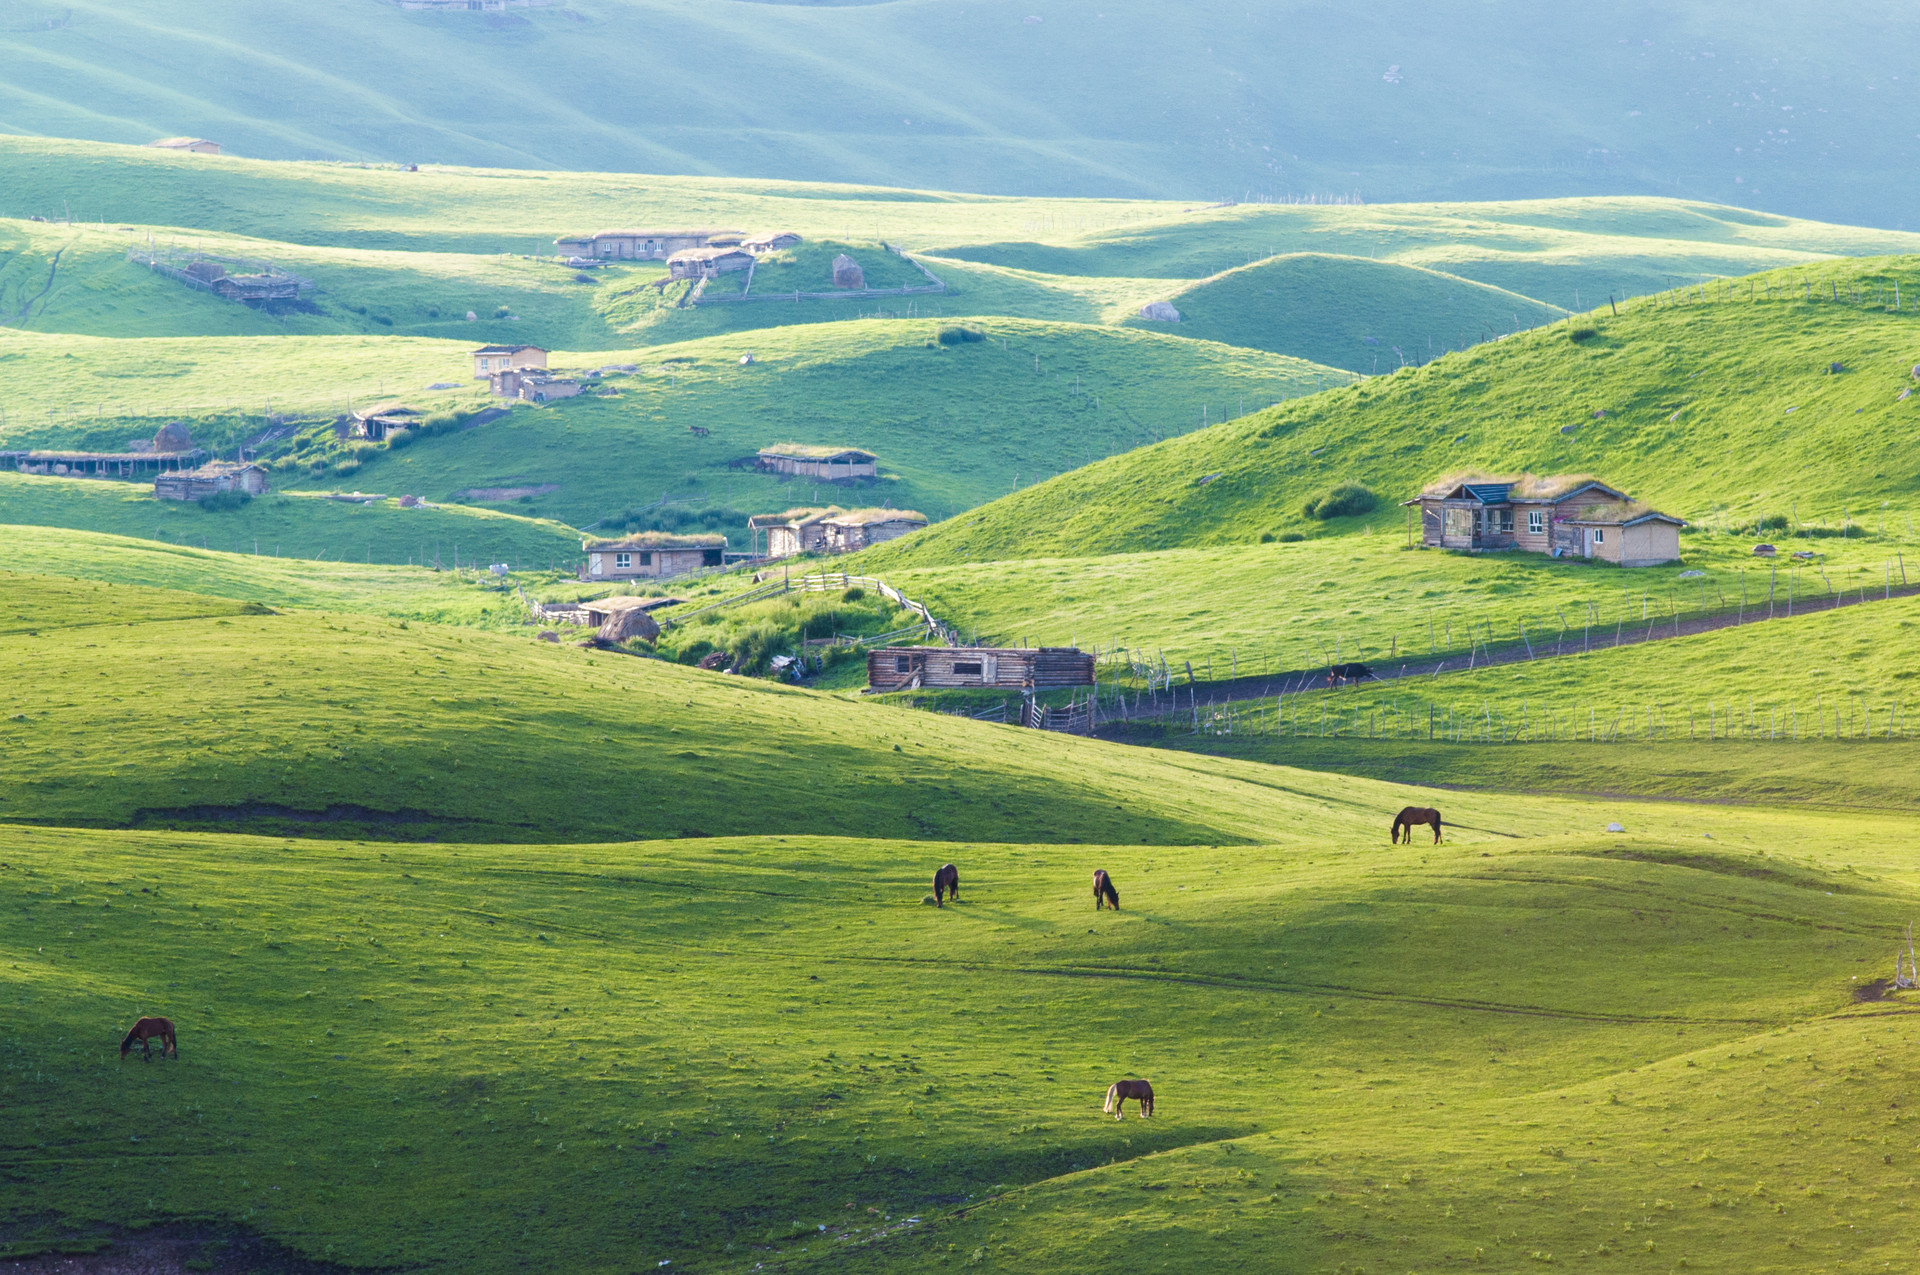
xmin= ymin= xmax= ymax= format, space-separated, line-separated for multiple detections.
xmin=582 ymin=532 xmax=726 ymax=581
xmin=552 ymin=230 xmax=744 ymax=261
xmin=756 ymin=445 xmax=878 ymax=481
xmin=866 ymin=646 xmax=1095 ymax=692
xmin=742 ymin=231 xmax=802 ymax=254
xmin=472 ymin=345 xmax=547 ymax=379
xmin=748 ymin=506 xmax=927 ymax=557
xmin=1404 ymin=472 xmax=1684 ymax=565
xmin=154 ymin=461 xmax=269 ymax=501
xmin=351 ymin=403 xmax=425 ymax=441
xmin=667 ymin=247 xmax=755 ymax=281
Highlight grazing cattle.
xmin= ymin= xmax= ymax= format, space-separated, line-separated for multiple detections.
xmin=1103 ymin=1079 xmax=1154 ymax=1119
xmin=932 ymin=863 xmax=960 ymax=907
xmin=1391 ymin=806 xmax=1443 ymax=844
xmin=1327 ymin=661 xmax=1374 ymax=686
xmin=120 ymin=1016 xmax=177 ymax=1061
xmin=1092 ymin=869 xmax=1119 ymax=910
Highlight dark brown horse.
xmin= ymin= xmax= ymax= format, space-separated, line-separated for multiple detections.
xmin=1092 ymin=869 xmax=1119 ymax=910
xmin=1104 ymin=1079 xmax=1154 ymax=1119
xmin=1392 ymin=806 xmax=1442 ymax=844
xmin=933 ymin=863 xmax=960 ymax=907
xmin=120 ymin=1017 xmax=176 ymax=1061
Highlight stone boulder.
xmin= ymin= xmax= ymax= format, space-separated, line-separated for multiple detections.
xmin=1138 ymin=300 xmax=1181 ymax=322
xmin=832 ymin=254 xmax=865 ymax=290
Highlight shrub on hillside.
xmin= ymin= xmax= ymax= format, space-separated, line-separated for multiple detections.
xmin=937 ymin=325 xmax=985 ymax=346
xmin=1302 ymin=482 xmax=1378 ymax=520
xmin=1756 ymin=513 xmax=1790 ymax=531
xmin=196 ymin=490 xmax=252 ymax=513
xmin=1569 ymin=326 xmax=1599 ymax=342
xmin=1277 ymin=531 xmax=1306 ymax=542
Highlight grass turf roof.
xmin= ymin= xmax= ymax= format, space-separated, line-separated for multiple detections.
xmin=582 ymin=531 xmax=726 ymax=550
xmin=758 ymin=443 xmax=877 ymax=461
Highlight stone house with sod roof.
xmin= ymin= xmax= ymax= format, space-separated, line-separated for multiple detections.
xmin=667 ymin=247 xmax=755 ymax=281
xmin=1405 ymin=472 xmax=1684 ymax=566
xmin=351 ymin=403 xmax=425 ymax=442
xmin=552 ymin=230 xmax=743 ymax=261
xmin=582 ymin=532 xmax=725 ymax=581
xmin=471 ymin=345 xmax=547 ymax=379
xmin=755 ymin=445 xmax=878 ymax=481
xmin=154 ymin=461 xmax=270 ymax=502
xmin=747 ymin=506 xmax=928 ymax=558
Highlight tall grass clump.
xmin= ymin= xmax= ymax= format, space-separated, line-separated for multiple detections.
xmin=1303 ymin=482 xmax=1378 ymax=520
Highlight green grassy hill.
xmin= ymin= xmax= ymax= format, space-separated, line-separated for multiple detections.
xmin=869 ymin=254 xmax=1920 ymax=569
xmin=1121 ymin=252 xmax=1566 ymax=372
xmin=4 ymin=2 xmax=1920 ymax=227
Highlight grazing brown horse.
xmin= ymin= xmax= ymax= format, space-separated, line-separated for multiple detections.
xmin=1391 ymin=806 xmax=1443 ymax=844
xmin=932 ymin=863 xmax=960 ymax=907
xmin=1092 ymin=869 xmax=1120 ymax=910
xmin=120 ymin=1017 xmax=176 ymax=1061
xmin=1104 ymin=1079 xmax=1154 ymax=1120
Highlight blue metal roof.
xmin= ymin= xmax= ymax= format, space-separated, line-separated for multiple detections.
xmin=1462 ymin=483 xmax=1512 ymax=505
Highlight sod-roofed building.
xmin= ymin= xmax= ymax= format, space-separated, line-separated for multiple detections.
xmin=747 ymin=506 xmax=928 ymax=558
xmin=553 ymin=229 xmax=744 ymax=261
xmin=154 ymin=461 xmax=270 ymax=502
xmin=582 ymin=532 xmax=726 ymax=581
xmin=1404 ymin=472 xmax=1684 ymax=566
xmin=667 ymin=247 xmax=755 ymax=281
xmin=866 ymin=646 xmax=1095 ymax=692
xmin=755 ymin=445 xmax=877 ymax=481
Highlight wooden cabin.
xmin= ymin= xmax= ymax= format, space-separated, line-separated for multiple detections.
xmin=552 ymin=229 xmax=743 ymax=261
xmin=667 ymin=247 xmax=755 ymax=281
xmin=756 ymin=445 xmax=878 ymax=480
xmin=748 ymin=506 xmax=927 ymax=557
xmin=352 ymin=403 xmax=425 ymax=441
xmin=1404 ymin=472 xmax=1684 ymax=565
xmin=154 ymin=462 xmax=269 ymax=501
xmin=472 ymin=344 xmax=547 ymax=379
xmin=582 ymin=533 xmax=726 ymax=581
xmin=866 ymin=647 xmax=1094 ymax=692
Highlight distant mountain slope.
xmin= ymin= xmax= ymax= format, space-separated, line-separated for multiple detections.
xmin=864 ymin=255 xmax=1920 ymax=565
xmin=1122 ymin=254 xmax=1565 ymax=373
xmin=0 ymin=2 xmax=1917 ymax=226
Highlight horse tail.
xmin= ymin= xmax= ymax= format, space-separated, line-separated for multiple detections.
xmin=1103 ymin=1083 xmax=1119 ymax=1113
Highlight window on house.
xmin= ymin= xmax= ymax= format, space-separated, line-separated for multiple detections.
xmin=895 ymin=656 xmax=912 ymax=673
xmin=614 ymin=552 xmax=631 ymax=569
xmin=953 ymin=662 xmax=984 ymax=677
xmin=1528 ymin=511 xmax=1544 ymax=534
xmin=1593 ymin=529 xmax=1605 ymax=543
xmin=639 ymin=551 xmax=653 ymax=566
xmin=1497 ymin=509 xmax=1514 ymax=532
xmin=702 ymin=549 xmax=723 ymax=567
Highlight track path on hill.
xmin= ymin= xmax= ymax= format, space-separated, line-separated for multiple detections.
xmin=1092 ymin=576 xmax=1920 ymax=729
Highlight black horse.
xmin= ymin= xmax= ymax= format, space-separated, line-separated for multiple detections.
xmin=1093 ymin=869 xmax=1120 ymax=910
xmin=1327 ymin=662 xmax=1374 ymax=686
xmin=933 ymin=863 xmax=960 ymax=907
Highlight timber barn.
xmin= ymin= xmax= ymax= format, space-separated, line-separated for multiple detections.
xmin=552 ymin=229 xmax=744 ymax=261
xmin=756 ymin=445 xmax=878 ymax=481
xmin=748 ymin=506 xmax=928 ymax=557
xmin=582 ymin=532 xmax=726 ymax=581
xmin=866 ymin=646 xmax=1095 ymax=692
xmin=1405 ymin=472 xmax=1685 ymax=567
xmin=154 ymin=461 xmax=270 ymax=501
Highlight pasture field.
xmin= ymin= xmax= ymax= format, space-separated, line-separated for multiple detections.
xmin=869 ymin=254 xmax=1920 ymax=568
xmin=0 ymin=475 xmax=582 ymax=572
xmin=7 ymin=800 xmax=1920 ymax=1273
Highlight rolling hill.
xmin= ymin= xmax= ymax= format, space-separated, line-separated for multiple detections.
xmin=2 ymin=2 xmax=1919 ymax=228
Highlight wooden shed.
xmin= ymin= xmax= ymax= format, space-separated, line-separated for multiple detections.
xmin=352 ymin=403 xmax=425 ymax=441
xmin=582 ymin=532 xmax=726 ymax=581
xmin=743 ymin=231 xmax=802 ymax=254
xmin=866 ymin=646 xmax=1094 ymax=692
xmin=756 ymin=445 xmax=878 ymax=480
xmin=667 ymin=247 xmax=755 ymax=281
xmin=1562 ymin=503 xmax=1686 ymax=567
xmin=154 ymin=461 xmax=269 ymax=501
xmin=748 ymin=505 xmax=926 ymax=557
xmin=552 ymin=229 xmax=743 ymax=261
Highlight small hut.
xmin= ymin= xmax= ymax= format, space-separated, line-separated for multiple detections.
xmin=154 ymin=461 xmax=269 ymax=501
xmin=667 ymin=247 xmax=755 ymax=281
xmin=582 ymin=532 xmax=726 ymax=581
xmin=755 ymin=445 xmax=877 ymax=481
xmin=866 ymin=647 xmax=1094 ymax=692
xmin=582 ymin=596 xmax=663 ymax=643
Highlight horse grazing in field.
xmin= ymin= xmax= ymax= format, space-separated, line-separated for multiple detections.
xmin=1104 ymin=1079 xmax=1154 ymax=1120
xmin=1391 ymin=806 xmax=1443 ymax=845
xmin=1092 ymin=869 xmax=1120 ymax=910
xmin=120 ymin=1017 xmax=176 ymax=1061
xmin=933 ymin=863 xmax=960 ymax=907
